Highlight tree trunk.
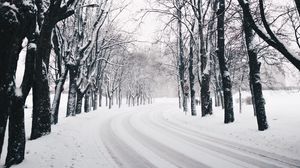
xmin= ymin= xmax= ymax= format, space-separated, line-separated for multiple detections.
xmin=5 ymin=97 xmax=25 ymax=167
xmin=295 ymin=0 xmax=300 ymax=16
xmin=30 ymin=14 xmax=56 ymax=140
xmin=111 ymin=93 xmax=114 ymax=106
xmin=99 ymin=87 xmax=102 ymax=107
xmin=118 ymin=87 xmax=122 ymax=108
xmin=133 ymin=96 xmax=135 ymax=106
xmin=105 ymin=92 xmax=108 ymax=107
xmin=0 ymin=3 xmax=35 ymax=162
xmin=249 ymin=80 xmax=257 ymax=116
xmin=243 ymin=18 xmax=268 ymax=131
xmin=176 ymin=0 xmax=187 ymax=112
xmin=51 ymin=68 xmax=68 ymax=124
xmin=214 ymin=90 xmax=218 ymax=107
xmin=93 ymin=89 xmax=98 ymax=111
xmin=213 ymin=53 xmax=221 ymax=108
xmin=201 ymin=73 xmax=211 ymax=116
xmin=31 ymin=56 xmax=51 ymax=139
xmin=217 ymin=0 xmax=234 ymax=123
xmin=66 ymin=66 xmax=78 ymax=116
xmin=189 ymin=22 xmax=197 ymax=116
xmin=84 ymin=91 xmax=91 ymax=112
xmin=201 ymin=0 xmax=216 ymax=116
xmin=108 ymin=95 xmax=112 ymax=109
xmin=76 ymin=92 xmax=84 ymax=114
xmin=177 ymin=78 xmax=182 ymax=109
xmin=220 ymin=90 xmax=225 ymax=109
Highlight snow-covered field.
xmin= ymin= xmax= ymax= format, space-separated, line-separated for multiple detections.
xmin=1 ymin=90 xmax=300 ymax=168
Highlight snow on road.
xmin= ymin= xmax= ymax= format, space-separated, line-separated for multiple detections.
xmin=1 ymin=90 xmax=299 ymax=168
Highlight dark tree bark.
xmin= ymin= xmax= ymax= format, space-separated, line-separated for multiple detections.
xmin=30 ymin=15 xmax=54 ymax=140
xmin=84 ymin=91 xmax=91 ymax=112
xmin=76 ymin=92 xmax=84 ymax=114
xmin=99 ymin=87 xmax=103 ymax=107
xmin=66 ymin=66 xmax=78 ymax=116
xmin=217 ymin=0 xmax=234 ymax=123
xmin=201 ymin=0 xmax=217 ymax=116
xmin=31 ymin=61 xmax=51 ymax=139
xmin=249 ymin=79 xmax=257 ymax=116
xmin=243 ymin=18 xmax=268 ymax=131
xmin=31 ymin=20 xmax=53 ymax=138
xmin=295 ymin=0 xmax=300 ymax=16
xmin=111 ymin=93 xmax=114 ymax=106
xmin=0 ymin=3 xmax=26 ymax=158
xmin=93 ymin=89 xmax=98 ymax=110
xmin=51 ymin=28 xmax=68 ymax=124
xmin=1 ymin=0 xmax=76 ymax=165
xmin=0 ymin=1 xmax=36 ymax=166
xmin=105 ymin=92 xmax=108 ymax=107
xmin=6 ymin=34 xmax=36 ymax=167
xmin=188 ymin=21 xmax=197 ymax=116
xmin=31 ymin=0 xmax=76 ymax=140
xmin=176 ymin=0 xmax=187 ymax=112
xmin=5 ymin=96 xmax=25 ymax=167
xmin=108 ymin=95 xmax=112 ymax=109
xmin=51 ymin=68 xmax=68 ymax=124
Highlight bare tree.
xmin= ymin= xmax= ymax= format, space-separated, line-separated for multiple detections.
xmin=217 ymin=0 xmax=234 ymax=123
xmin=238 ymin=0 xmax=300 ymax=71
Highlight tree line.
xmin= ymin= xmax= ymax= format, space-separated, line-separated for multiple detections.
xmin=150 ymin=0 xmax=299 ymax=130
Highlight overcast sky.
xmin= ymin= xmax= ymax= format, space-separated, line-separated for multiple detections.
xmin=113 ymin=0 xmax=162 ymax=43
xmin=15 ymin=0 xmax=300 ymax=87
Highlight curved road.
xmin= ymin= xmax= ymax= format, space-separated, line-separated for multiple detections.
xmin=99 ymin=104 xmax=300 ymax=168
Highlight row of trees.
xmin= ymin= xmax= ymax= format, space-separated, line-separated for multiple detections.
xmin=0 ymin=0 xmax=155 ymax=167
xmin=151 ymin=0 xmax=299 ymax=130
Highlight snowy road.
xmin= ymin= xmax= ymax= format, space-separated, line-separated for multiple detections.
xmin=8 ymin=96 xmax=300 ymax=168
xmin=99 ymin=104 xmax=300 ymax=168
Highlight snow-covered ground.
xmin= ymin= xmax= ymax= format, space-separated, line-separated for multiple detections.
xmin=1 ymin=90 xmax=300 ymax=168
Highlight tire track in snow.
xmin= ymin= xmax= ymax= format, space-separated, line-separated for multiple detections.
xmin=100 ymin=112 xmax=157 ymax=168
xmin=123 ymin=112 xmax=209 ymax=168
xmin=98 ymin=104 xmax=300 ymax=168
xmin=155 ymin=108 xmax=300 ymax=168
xmin=130 ymin=111 xmax=264 ymax=168
xmin=143 ymin=111 xmax=282 ymax=168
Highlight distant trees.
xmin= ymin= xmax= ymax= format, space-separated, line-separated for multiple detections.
xmin=123 ymin=52 xmax=155 ymax=107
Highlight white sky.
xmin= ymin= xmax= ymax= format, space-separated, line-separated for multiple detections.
xmin=113 ymin=0 xmax=161 ymax=43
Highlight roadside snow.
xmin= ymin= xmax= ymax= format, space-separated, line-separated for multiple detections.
xmin=165 ymin=90 xmax=300 ymax=160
